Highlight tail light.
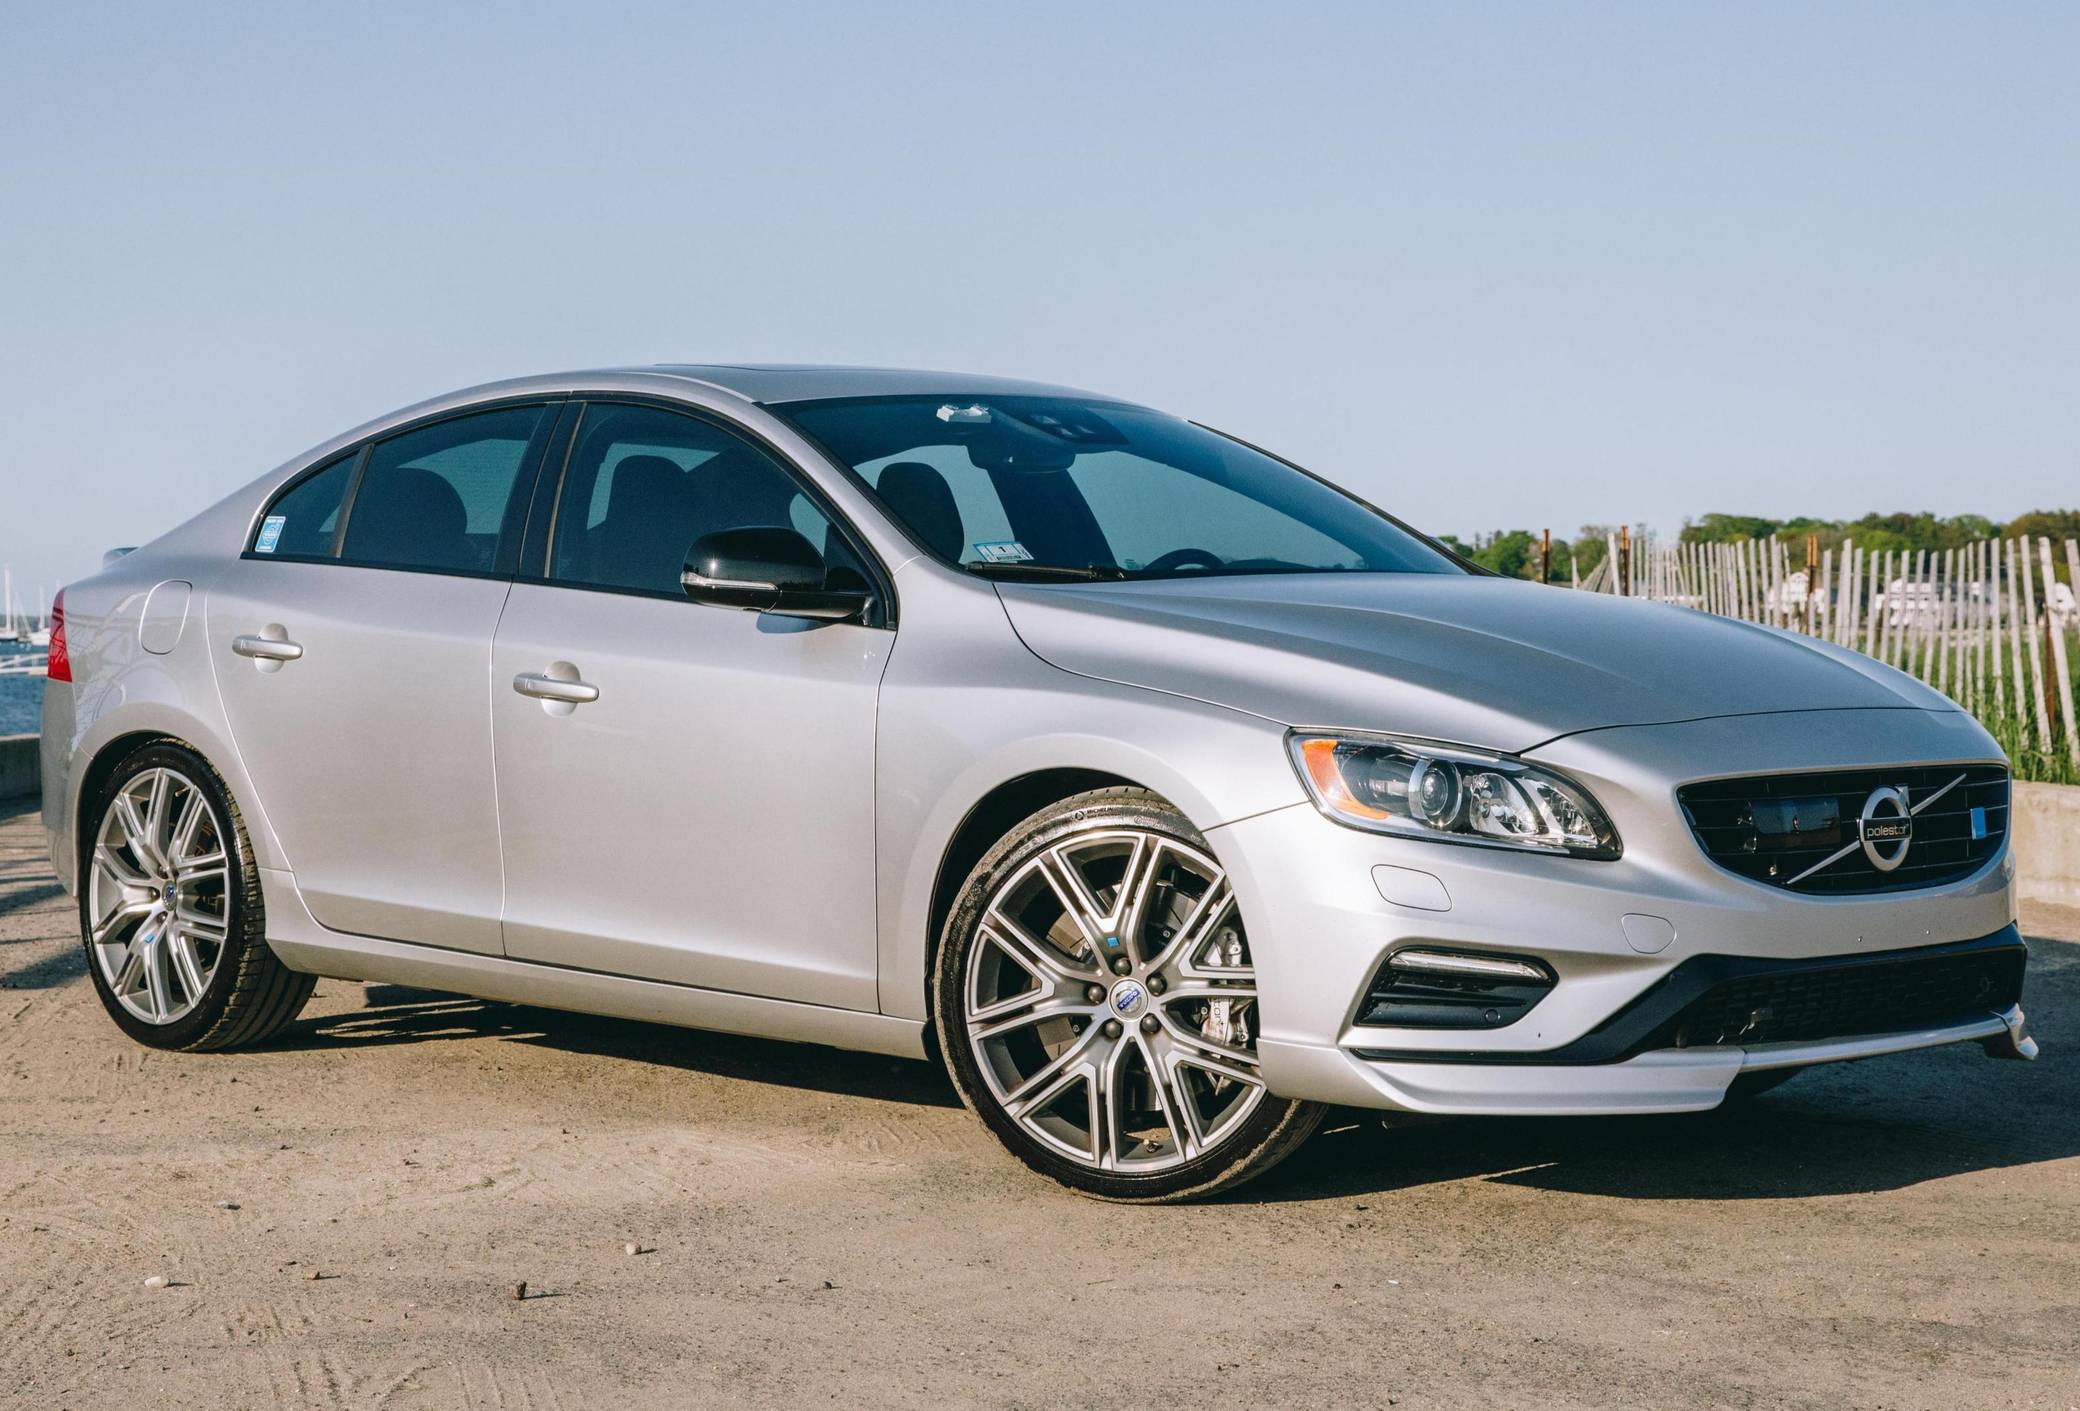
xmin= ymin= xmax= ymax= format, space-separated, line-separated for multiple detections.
xmin=46 ymin=590 xmax=70 ymax=683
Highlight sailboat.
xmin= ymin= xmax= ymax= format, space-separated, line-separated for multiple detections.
xmin=28 ymin=587 xmax=52 ymax=648
xmin=0 ymin=568 xmax=19 ymax=644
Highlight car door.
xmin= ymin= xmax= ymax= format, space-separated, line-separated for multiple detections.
xmin=208 ymin=400 xmax=562 ymax=954
xmin=489 ymin=400 xmax=892 ymax=1010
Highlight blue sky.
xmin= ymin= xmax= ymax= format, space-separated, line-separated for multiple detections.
xmin=2 ymin=1 xmax=2075 ymax=598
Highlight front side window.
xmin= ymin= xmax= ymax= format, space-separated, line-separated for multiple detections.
xmin=778 ymin=395 xmax=1461 ymax=581
xmin=340 ymin=404 xmax=553 ymax=574
xmin=250 ymin=452 xmax=355 ymax=559
xmin=547 ymin=403 xmax=867 ymax=597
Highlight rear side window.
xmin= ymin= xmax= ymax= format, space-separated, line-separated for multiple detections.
xmin=251 ymin=453 xmax=355 ymax=558
xmin=340 ymin=404 xmax=554 ymax=574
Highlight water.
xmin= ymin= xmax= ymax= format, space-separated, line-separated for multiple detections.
xmin=0 ymin=644 xmax=44 ymax=736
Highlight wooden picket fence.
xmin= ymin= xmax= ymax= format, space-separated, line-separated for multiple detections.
xmin=1568 ymin=531 xmax=2080 ymax=779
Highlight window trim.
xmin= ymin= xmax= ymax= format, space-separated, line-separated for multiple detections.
xmin=516 ymin=394 xmax=897 ymax=631
xmin=240 ymin=395 xmax=569 ymax=580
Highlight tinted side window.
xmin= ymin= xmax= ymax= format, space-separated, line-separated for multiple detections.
xmin=549 ymin=404 xmax=864 ymax=596
xmin=341 ymin=404 xmax=552 ymax=574
xmin=252 ymin=453 xmax=355 ymax=558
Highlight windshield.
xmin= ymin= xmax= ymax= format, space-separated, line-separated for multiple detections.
xmin=776 ymin=395 xmax=1463 ymax=581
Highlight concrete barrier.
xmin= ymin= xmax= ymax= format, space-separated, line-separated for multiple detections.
xmin=2013 ymin=781 xmax=2080 ymax=910
xmin=0 ymin=734 xmax=37 ymax=803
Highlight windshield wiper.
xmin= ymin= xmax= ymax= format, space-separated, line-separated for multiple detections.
xmin=961 ymin=562 xmax=1127 ymax=582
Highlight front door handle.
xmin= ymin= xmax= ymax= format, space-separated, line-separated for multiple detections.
xmin=512 ymin=671 xmax=599 ymax=705
xmin=232 ymin=634 xmax=304 ymax=662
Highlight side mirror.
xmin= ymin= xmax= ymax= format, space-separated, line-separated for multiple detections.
xmin=681 ymin=527 xmax=869 ymax=622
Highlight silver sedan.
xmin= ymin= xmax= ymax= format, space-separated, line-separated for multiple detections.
xmin=39 ymin=365 xmax=2035 ymax=1200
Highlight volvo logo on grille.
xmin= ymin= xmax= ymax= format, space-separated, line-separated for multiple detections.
xmin=1858 ymin=786 xmax=1914 ymax=871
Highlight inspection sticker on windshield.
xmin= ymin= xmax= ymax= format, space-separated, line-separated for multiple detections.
xmin=255 ymin=515 xmax=287 ymax=553
xmin=974 ymin=540 xmax=1034 ymax=564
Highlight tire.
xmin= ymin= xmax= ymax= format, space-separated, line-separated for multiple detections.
xmin=79 ymin=742 xmax=315 ymax=1051
xmin=933 ymin=787 xmax=1325 ymax=1202
xmin=1722 ymin=1068 xmax=1803 ymax=1102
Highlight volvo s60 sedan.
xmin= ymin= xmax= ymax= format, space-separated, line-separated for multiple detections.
xmin=39 ymin=365 xmax=2038 ymax=1200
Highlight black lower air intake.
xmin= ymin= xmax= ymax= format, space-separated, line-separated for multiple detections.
xmin=1357 ymin=949 xmax=1556 ymax=1029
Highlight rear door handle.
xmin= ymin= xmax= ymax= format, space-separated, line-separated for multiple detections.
xmin=232 ymin=634 xmax=304 ymax=662
xmin=512 ymin=671 xmax=599 ymax=705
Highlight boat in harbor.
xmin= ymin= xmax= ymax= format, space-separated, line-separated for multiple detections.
xmin=0 ymin=569 xmax=52 ymax=646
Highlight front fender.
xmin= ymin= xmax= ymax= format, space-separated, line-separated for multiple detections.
xmin=873 ymin=568 xmax=1303 ymax=1022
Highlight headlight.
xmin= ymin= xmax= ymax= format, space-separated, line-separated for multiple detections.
xmin=1287 ymin=732 xmax=1621 ymax=859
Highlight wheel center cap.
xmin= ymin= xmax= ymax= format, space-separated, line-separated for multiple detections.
xmin=1108 ymin=978 xmax=1149 ymax=1021
xmin=162 ymin=883 xmax=178 ymax=905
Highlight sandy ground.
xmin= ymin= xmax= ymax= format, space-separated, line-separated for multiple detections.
xmin=2 ymin=798 xmax=2077 ymax=1411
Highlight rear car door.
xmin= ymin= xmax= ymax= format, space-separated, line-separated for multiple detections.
xmin=488 ymin=400 xmax=891 ymax=1009
xmin=208 ymin=401 xmax=562 ymax=954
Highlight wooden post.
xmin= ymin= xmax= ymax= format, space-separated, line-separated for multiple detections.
xmin=1971 ymin=539 xmax=1986 ymax=711
xmin=1805 ymin=535 xmax=1818 ymax=634
xmin=2040 ymin=538 xmax=2078 ymax=765
xmin=1847 ymin=541 xmax=1863 ymax=645
xmin=2006 ymin=538 xmax=2027 ymax=734
xmin=1846 ymin=541 xmax=1862 ymax=648
xmin=1822 ymin=548 xmax=1836 ymax=642
xmin=1909 ymin=549 xmax=1929 ymax=680
xmin=1759 ymin=538 xmax=1773 ymax=625
xmin=1869 ymin=549 xmax=1884 ymax=661
xmin=1876 ymin=550 xmax=1896 ymax=664
xmin=1992 ymin=539 xmax=2008 ymax=717
xmin=1930 ymin=553 xmax=1946 ymax=703
xmin=2018 ymin=538 xmax=2052 ymax=754
xmin=1619 ymin=525 xmax=1631 ymax=598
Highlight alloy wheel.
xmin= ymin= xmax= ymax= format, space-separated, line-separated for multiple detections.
xmin=86 ymin=766 xmax=232 ymax=1025
xmin=961 ymin=827 xmax=1267 ymax=1174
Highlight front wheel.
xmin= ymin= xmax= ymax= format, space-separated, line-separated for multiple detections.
xmin=81 ymin=742 xmax=315 ymax=1051
xmin=934 ymin=788 xmax=1324 ymax=1202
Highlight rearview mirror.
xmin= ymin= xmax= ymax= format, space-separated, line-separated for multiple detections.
xmin=681 ymin=527 xmax=869 ymax=622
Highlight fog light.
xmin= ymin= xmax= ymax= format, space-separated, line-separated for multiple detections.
xmin=1357 ymin=948 xmax=1557 ymax=1029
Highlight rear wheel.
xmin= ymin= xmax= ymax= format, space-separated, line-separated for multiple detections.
xmin=934 ymin=788 xmax=1324 ymax=1202
xmin=81 ymin=743 xmax=314 ymax=1051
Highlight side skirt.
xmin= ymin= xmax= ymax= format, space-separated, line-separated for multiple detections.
xmin=257 ymin=868 xmax=929 ymax=1061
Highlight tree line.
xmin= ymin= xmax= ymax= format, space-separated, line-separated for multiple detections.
xmin=1437 ymin=509 xmax=2080 ymax=584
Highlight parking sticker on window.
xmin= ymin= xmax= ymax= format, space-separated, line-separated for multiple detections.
xmin=973 ymin=541 xmax=1034 ymax=564
xmin=255 ymin=516 xmax=287 ymax=554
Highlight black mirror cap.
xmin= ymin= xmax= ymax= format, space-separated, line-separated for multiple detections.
xmin=681 ymin=526 xmax=869 ymax=622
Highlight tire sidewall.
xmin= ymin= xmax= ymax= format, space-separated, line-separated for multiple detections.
xmin=933 ymin=788 xmax=1316 ymax=1201
xmin=79 ymin=743 xmax=260 ymax=1050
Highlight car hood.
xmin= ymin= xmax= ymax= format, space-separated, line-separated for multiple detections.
xmin=995 ymin=573 xmax=1953 ymax=753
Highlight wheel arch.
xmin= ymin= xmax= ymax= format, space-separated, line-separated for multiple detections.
xmin=64 ymin=700 xmax=283 ymax=888
xmin=922 ymin=767 xmax=1148 ymax=1008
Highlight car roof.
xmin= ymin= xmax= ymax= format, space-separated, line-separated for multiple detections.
xmin=628 ymin=363 xmax=1128 ymax=406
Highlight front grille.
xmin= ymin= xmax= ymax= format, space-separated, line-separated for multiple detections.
xmin=1646 ymin=942 xmax=2025 ymax=1048
xmin=1678 ymin=764 xmax=2008 ymax=894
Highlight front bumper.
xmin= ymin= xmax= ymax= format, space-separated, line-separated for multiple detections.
xmin=1257 ymin=1004 xmax=2032 ymax=1116
xmin=1207 ymin=709 xmax=2027 ymax=1115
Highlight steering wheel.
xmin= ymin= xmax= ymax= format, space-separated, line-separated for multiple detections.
xmin=1143 ymin=547 xmax=1225 ymax=575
